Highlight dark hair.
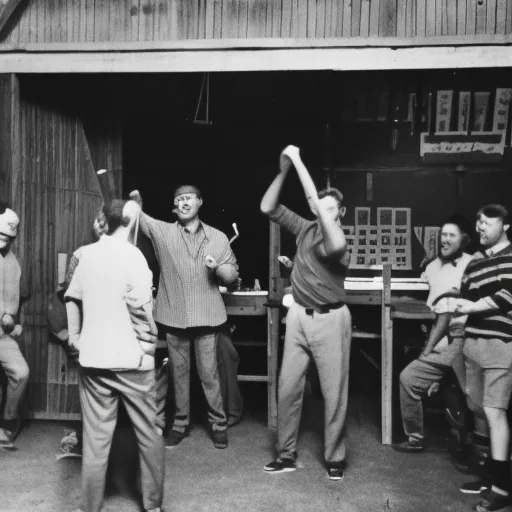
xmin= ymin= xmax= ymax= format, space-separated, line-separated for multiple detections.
xmin=318 ymin=188 xmax=344 ymax=209
xmin=103 ymin=199 xmax=130 ymax=235
xmin=173 ymin=185 xmax=202 ymax=200
xmin=0 ymin=202 xmax=8 ymax=215
xmin=477 ymin=204 xmax=510 ymax=225
xmin=442 ymin=214 xmax=473 ymax=250
xmin=442 ymin=214 xmax=473 ymax=237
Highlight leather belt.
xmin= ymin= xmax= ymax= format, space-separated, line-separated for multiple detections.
xmin=304 ymin=302 xmax=344 ymax=315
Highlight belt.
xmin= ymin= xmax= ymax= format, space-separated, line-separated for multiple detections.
xmin=304 ymin=302 xmax=344 ymax=315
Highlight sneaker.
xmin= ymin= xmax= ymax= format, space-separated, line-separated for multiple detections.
xmin=0 ymin=427 xmax=16 ymax=451
xmin=392 ymin=439 xmax=424 ymax=453
xmin=263 ymin=457 xmax=297 ymax=474
xmin=460 ymin=479 xmax=490 ymax=494
xmin=326 ymin=461 xmax=345 ymax=481
xmin=211 ymin=429 xmax=228 ymax=449
xmin=1 ymin=417 xmax=21 ymax=441
xmin=473 ymin=490 xmax=512 ymax=511
xmin=165 ymin=428 xmax=189 ymax=448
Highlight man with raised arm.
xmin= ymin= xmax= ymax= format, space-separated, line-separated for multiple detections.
xmin=129 ymin=185 xmax=238 ymax=449
xmin=261 ymin=145 xmax=351 ymax=481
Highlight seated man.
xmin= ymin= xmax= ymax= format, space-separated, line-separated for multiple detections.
xmin=393 ymin=215 xmax=473 ymax=453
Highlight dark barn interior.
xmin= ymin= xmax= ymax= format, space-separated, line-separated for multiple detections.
xmin=3 ymin=66 xmax=512 ymax=512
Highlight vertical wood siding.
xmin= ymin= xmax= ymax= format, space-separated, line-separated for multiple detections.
xmin=2 ymin=0 xmax=512 ymax=45
xmin=15 ymin=100 xmax=104 ymax=418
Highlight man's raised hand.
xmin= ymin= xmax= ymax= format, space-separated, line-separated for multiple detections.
xmin=129 ymin=190 xmax=143 ymax=208
xmin=282 ymin=145 xmax=300 ymax=162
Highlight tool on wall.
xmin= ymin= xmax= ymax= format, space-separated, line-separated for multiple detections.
xmin=193 ymin=72 xmax=212 ymax=126
xmin=229 ymin=223 xmax=239 ymax=245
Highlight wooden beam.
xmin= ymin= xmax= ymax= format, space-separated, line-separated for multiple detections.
xmin=0 ymin=34 xmax=512 ymax=52
xmin=0 ymin=0 xmax=23 ymax=34
xmin=0 ymin=44 xmax=511 ymax=73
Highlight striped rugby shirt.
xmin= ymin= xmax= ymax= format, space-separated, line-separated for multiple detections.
xmin=461 ymin=243 xmax=512 ymax=341
xmin=140 ymin=213 xmax=238 ymax=329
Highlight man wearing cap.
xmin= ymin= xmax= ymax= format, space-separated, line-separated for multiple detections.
xmin=260 ymin=145 xmax=352 ymax=482
xmin=129 ymin=185 xmax=238 ymax=449
xmin=392 ymin=215 xmax=474 ymax=454
xmin=0 ymin=204 xmax=29 ymax=450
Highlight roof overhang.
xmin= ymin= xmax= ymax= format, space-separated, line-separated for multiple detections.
xmin=0 ymin=37 xmax=511 ymax=73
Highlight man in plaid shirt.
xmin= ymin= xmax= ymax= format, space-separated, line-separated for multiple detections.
xmin=130 ymin=186 xmax=238 ymax=449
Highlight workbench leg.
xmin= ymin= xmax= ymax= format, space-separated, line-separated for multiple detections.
xmin=381 ymin=305 xmax=393 ymax=445
xmin=267 ymin=308 xmax=279 ymax=430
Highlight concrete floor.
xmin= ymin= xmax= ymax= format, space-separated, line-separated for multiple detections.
xmin=0 ymin=380 xmax=491 ymax=512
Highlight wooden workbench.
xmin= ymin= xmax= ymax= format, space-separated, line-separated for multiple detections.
xmin=345 ymin=268 xmax=430 ymax=445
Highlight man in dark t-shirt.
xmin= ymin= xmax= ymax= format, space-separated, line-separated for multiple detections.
xmin=261 ymin=146 xmax=351 ymax=482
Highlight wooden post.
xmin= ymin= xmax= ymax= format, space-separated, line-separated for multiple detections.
xmin=267 ymin=221 xmax=281 ymax=429
xmin=0 ymin=0 xmax=23 ymax=33
xmin=381 ymin=262 xmax=393 ymax=444
xmin=0 ymin=73 xmax=20 ymax=207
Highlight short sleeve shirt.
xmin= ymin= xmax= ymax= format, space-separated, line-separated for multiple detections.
xmin=268 ymin=205 xmax=349 ymax=309
xmin=65 ymin=236 xmax=154 ymax=370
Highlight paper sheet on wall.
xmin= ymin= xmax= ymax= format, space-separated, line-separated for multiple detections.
xmin=344 ymin=207 xmax=412 ymax=270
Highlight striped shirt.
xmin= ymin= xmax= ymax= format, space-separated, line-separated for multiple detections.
xmin=140 ymin=213 xmax=237 ymax=329
xmin=461 ymin=243 xmax=512 ymax=341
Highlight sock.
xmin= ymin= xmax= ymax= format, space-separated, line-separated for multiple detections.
xmin=490 ymin=459 xmax=510 ymax=495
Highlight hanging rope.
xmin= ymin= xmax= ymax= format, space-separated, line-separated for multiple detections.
xmin=193 ymin=72 xmax=212 ymax=125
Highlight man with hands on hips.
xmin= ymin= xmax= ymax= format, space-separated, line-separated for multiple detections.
xmin=129 ymin=185 xmax=238 ymax=449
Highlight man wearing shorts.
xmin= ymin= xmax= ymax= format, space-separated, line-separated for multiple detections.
xmin=454 ymin=204 xmax=512 ymax=512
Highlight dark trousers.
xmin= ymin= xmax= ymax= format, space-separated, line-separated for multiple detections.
xmin=78 ymin=367 xmax=165 ymax=512
xmin=164 ymin=326 xmax=227 ymax=432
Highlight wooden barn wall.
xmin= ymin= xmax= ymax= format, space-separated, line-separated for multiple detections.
xmin=83 ymin=116 xmax=123 ymax=196
xmin=13 ymin=98 xmax=104 ymax=419
xmin=2 ymin=0 xmax=512 ymax=45
xmin=0 ymin=74 xmax=19 ymax=205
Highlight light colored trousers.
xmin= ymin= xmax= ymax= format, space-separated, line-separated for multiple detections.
xmin=78 ymin=368 xmax=165 ymax=512
xmin=277 ymin=302 xmax=352 ymax=464
xmin=399 ymin=338 xmax=464 ymax=441
xmin=0 ymin=335 xmax=29 ymax=419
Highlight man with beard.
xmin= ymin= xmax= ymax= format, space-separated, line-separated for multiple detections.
xmin=454 ymin=204 xmax=512 ymax=512
xmin=0 ymin=204 xmax=29 ymax=450
xmin=393 ymin=215 xmax=473 ymax=454
xmin=129 ymin=186 xmax=238 ymax=449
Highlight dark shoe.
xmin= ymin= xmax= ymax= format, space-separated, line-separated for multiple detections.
xmin=227 ymin=407 xmax=245 ymax=428
xmin=326 ymin=461 xmax=345 ymax=481
xmin=392 ymin=439 xmax=424 ymax=453
xmin=165 ymin=428 xmax=189 ymax=448
xmin=449 ymin=444 xmax=473 ymax=474
xmin=263 ymin=457 xmax=297 ymax=474
xmin=211 ymin=429 xmax=228 ymax=449
xmin=473 ymin=490 xmax=512 ymax=511
xmin=460 ymin=479 xmax=491 ymax=494
xmin=1 ymin=417 xmax=21 ymax=441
